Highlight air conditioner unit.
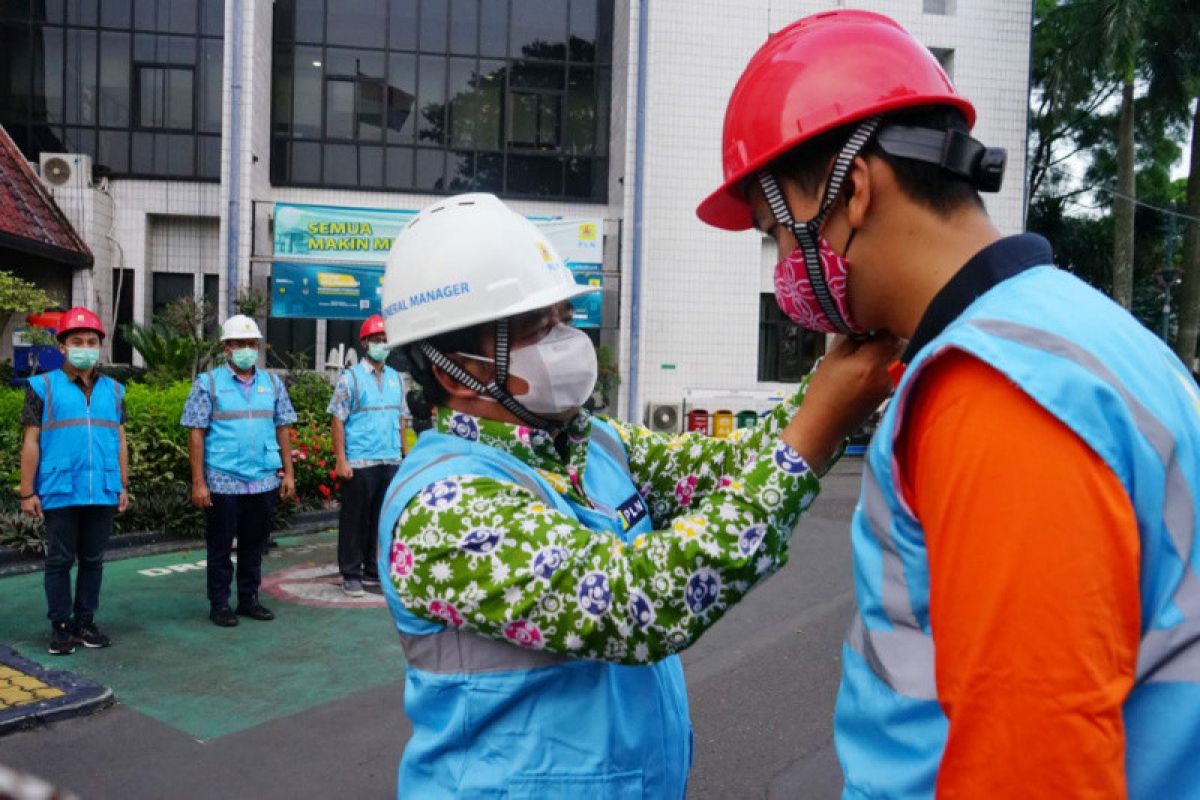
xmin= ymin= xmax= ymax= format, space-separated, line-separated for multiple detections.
xmin=645 ymin=402 xmax=682 ymax=434
xmin=39 ymin=153 xmax=93 ymax=189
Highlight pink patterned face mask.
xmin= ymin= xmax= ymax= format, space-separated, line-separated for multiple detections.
xmin=757 ymin=116 xmax=882 ymax=337
xmin=773 ymin=234 xmax=864 ymax=335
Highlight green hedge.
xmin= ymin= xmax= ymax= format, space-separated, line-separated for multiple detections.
xmin=0 ymin=372 xmax=337 ymax=554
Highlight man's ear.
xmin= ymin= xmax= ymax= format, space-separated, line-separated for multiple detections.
xmin=845 ymin=155 xmax=872 ymax=230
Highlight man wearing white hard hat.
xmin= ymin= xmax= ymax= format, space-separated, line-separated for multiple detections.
xmin=375 ymin=193 xmax=897 ymax=797
xmin=181 ymin=315 xmax=297 ymax=627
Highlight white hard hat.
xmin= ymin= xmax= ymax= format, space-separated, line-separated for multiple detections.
xmin=220 ymin=314 xmax=264 ymax=341
xmin=382 ymin=193 xmax=598 ymax=347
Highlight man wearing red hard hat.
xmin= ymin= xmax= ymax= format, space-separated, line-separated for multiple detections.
xmin=18 ymin=306 xmax=128 ymax=655
xmin=327 ymin=314 xmax=406 ymax=597
xmin=700 ymin=10 xmax=1200 ymax=799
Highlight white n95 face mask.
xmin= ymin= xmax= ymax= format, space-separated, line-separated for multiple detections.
xmin=509 ymin=323 xmax=598 ymax=416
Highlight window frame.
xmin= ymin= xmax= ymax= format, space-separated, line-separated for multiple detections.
xmin=269 ymin=0 xmax=613 ymax=202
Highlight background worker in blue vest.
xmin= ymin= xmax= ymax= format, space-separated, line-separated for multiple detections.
xmin=182 ymin=314 xmax=297 ymax=627
xmin=374 ymin=193 xmax=897 ymax=798
xmin=328 ymin=313 xmax=406 ymax=597
xmin=18 ymin=306 xmax=128 ymax=656
xmin=698 ymin=11 xmax=1200 ymax=798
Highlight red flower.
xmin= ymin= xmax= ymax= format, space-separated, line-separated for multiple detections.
xmin=317 ymin=460 xmax=326 ymax=467
xmin=318 ymin=484 xmax=331 ymax=498
xmin=328 ymin=469 xmax=337 ymax=479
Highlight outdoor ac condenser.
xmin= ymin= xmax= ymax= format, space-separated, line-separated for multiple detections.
xmin=38 ymin=153 xmax=94 ymax=190
xmin=645 ymin=402 xmax=682 ymax=434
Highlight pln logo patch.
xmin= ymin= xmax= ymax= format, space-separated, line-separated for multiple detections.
xmin=578 ymin=223 xmax=598 ymax=241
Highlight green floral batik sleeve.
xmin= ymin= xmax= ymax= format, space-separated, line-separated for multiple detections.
xmin=388 ymin=431 xmax=821 ymax=666
xmin=601 ymin=376 xmax=811 ymax=529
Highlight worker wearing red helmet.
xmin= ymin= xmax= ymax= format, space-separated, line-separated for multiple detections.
xmin=700 ymin=10 xmax=1200 ymax=799
xmin=327 ymin=314 xmax=407 ymax=596
xmin=18 ymin=306 xmax=128 ymax=656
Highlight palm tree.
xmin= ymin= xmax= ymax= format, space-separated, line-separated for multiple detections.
xmin=1098 ymin=0 xmax=1150 ymax=310
xmin=1143 ymin=0 xmax=1200 ymax=365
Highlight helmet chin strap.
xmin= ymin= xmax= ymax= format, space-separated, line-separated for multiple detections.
xmin=418 ymin=319 xmax=566 ymax=433
xmin=756 ymin=115 xmax=881 ymax=336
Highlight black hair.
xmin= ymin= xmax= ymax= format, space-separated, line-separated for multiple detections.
xmin=402 ymin=322 xmax=487 ymax=423
xmin=772 ymin=105 xmax=983 ymax=217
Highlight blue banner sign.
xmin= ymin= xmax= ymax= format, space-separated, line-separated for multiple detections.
xmin=271 ymin=262 xmax=385 ymax=320
xmin=570 ymin=270 xmax=603 ymax=329
xmin=271 ymin=202 xmax=605 ymax=324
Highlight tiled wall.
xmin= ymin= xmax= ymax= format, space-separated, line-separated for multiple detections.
xmin=626 ymin=0 xmax=1032 ymax=421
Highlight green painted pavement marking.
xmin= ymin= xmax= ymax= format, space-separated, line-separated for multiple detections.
xmin=0 ymin=531 xmax=407 ymax=741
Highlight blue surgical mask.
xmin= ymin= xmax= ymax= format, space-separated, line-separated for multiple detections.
xmin=230 ymin=347 xmax=258 ymax=371
xmin=66 ymin=347 xmax=100 ymax=370
xmin=367 ymin=342 xmax=389 ymax=363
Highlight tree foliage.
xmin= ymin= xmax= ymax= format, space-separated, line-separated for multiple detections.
xmin=0 ymin=270 xmax=53 ymax=337
xmin=1028 ymin=0 xmax=1199 ymax=342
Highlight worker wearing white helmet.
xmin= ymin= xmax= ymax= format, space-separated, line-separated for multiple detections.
xmin=180 ymin=314 xmax=297 ymax=627
xmin=374 ymin=193 xmax=897 ymax=797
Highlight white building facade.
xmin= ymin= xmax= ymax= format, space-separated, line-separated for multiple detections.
xmin=0 ymin=0 xmax=1031 ymax=425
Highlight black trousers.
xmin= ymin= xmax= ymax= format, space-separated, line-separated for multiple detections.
xmin=205 ymin=490 xmax=275 ymax=608
xmin=337 ymin=464 xmax=398 ymax=581
xmin=44 ymin=505 xmax=115 ymax=625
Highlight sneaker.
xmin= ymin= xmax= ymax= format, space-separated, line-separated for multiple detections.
xmin=73 ymin=620 xmax=112 ymax=648
xmin=48 ymin=622 xmax=76 ymax=655
xmin=361 ymin=575 xmax=381 ymax=588
xmin=342 ymin=579 xmax=364 ymax=597
xmin=235 ymin=598 xmax=275 ymax=621
xmin=210 ymin=606 xmax=239 ymax=627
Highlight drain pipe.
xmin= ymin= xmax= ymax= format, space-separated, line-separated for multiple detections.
xmin=625 ymin=0 xmax=649 ymax=420
xmin=225 ymin=0 xmax=243 ymax=317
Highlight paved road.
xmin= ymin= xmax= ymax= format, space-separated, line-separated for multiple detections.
xmin=0 ymin=460 xmax=863 ymax=799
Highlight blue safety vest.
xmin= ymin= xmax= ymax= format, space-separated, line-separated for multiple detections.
xmin=376 ymin=417 xmax=692 ymax=799
xmin=29 ymin=369 xmax=124 ymax=510
xmin=342 ymin=361 xmax=404 ymax=463
xmin=835 ymin=266 xmax=1200 ymax=799
xmin=201 ymin=366 xmax=283 ymax=483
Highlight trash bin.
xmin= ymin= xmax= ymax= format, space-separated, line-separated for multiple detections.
xmin=711 ymin=409 xmax=734 ymax=439
xmin=736 ymin=410 xmax=758 ymax=429
xmin=686 ymin=408 xmax=709 ymax=435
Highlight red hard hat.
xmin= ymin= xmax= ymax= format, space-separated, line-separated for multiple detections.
xmin=56 ymin=306 xmax=106 ymax=340
xmin=696 ymin=10 xmax=976 ymax=231
xmin=359 ymin=314 xmax=386 ymax=340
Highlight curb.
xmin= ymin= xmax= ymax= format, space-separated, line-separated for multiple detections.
xmin=0 ymin=509 xmax=339 ymax=577
xmin=0 ymin=645 xmax=114 ymax=736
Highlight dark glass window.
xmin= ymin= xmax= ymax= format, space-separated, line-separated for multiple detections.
xmin=266 ymin=317 xmax=316 ymax=368
xmin=0 ymin=1 xmax=223 ymax=178
xmin=152 ymin=272 xmax=193 ymax=319
xmin=111 ymin=268 xmax=135 ymax=363
xmin=137 ymin=65 xmax=193 ymax=129
xmin=202 ymin=273 xmax=219 ymax=337
xmin=758 ymin=294 xmax=826 ymax=382
xmin=271 ymin=0 xmax=613 ymax=201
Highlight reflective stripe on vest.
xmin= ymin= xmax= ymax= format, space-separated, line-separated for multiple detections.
xmin=42 ymin=418 xmax=121 ymax=431
xmin=845 ymin=315 xmax=1200 ymax=697
xmin=203 ymin=368 xmax=281 ymax=481
xmin=380 ymin=420 xmax=645 ymax=674
xmin=347 ymin=367 xmax=405 ymax=413
xmin=399 ymin=629 xmax=569 ymax=674
xmin=39 ymin=371 xmax=122 ymax=428
xmin=837 ymin=266 xmax=1200 ymax=800
xmin=33 ymin=371 xmax=123 ymax=508
xmin=380 ymin=448 xmax=572 ymax=673
xmin=971 ymin=317 xmax=1200 ymax=685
